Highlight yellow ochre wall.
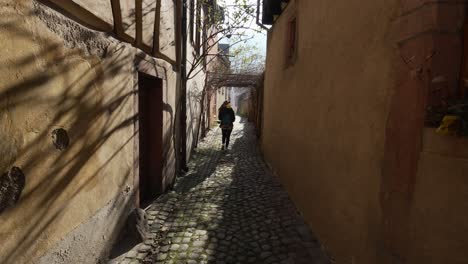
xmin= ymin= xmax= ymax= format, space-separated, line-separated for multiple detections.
xmin=0 ymin=0 xmax=180 ymax=263
xmin=262 ymin=0 xmax=468 ymax=263
xmin=262 ymin=0 xmax=397 ymax=263
xmin=0 ymin=2 xmax=136 ymax=263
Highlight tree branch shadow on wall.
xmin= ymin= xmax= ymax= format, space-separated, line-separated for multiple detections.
xmin=162 ymin=101 xmax=176 ymax=188
xmin=187 ymin=81 xmax=204 ymax=154
xmin=0 ymin=8 xmax=141 ymax=263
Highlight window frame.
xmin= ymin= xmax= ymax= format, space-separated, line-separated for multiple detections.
xmin=285 ymin=15 xmax=298 ymax=67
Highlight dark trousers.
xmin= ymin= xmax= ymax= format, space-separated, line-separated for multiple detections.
xmin=222 ymin=129 xmax=233 ymax=147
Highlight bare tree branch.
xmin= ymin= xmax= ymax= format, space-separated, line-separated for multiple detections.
xmin=185 ymin=0 xmax=266 ymax=81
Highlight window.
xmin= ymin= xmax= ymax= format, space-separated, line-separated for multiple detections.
xmin=285 ymin=17 xmax=297 ymax=66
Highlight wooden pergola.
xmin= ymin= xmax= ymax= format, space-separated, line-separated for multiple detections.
xmin=195 ymin=71 xmax=263 ymax=144
xmin=206 ymin=72 xmax=263 ymax=88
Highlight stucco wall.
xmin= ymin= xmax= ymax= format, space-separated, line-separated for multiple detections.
xmin=0 ymin=2 xmax=135 ymax=263
xmin=120 ymin=0 xmax=136 ymax=39
xmin=186 ymin=70 xmax=205 ymax=157
xmin=0 ymin=1 xmax=180 ymax=263
xmin=216 ymin=87 xmax=226 ymax=111
xmin=185 ymin=22 xmax=206 ymax=158
xmin=142 ymin=0 xmax=157 ymax=48
xmin=262 ymin=0 xmax=398 ymax=263
xmin=73 ymin=0 xmax=113 ymax=25
xmin=159 ymin=0 xmax=177 ymax=61
xmin=263 ymin=0 xmax=468 ymax=263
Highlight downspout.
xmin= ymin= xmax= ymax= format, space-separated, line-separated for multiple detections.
xmin=180 ymin=0 xmax=189 ymax=172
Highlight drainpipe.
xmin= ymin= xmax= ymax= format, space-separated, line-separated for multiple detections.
xmin=180 ymin=0 xmax=189 ymax=172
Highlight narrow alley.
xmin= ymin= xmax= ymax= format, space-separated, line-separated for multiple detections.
xmin=116 ymin=119 xmax=330 ymax=264
xmin=3 ymin=0 xmax=468 ymax=263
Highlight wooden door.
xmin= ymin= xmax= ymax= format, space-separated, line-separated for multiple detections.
xmin=138 ymin=72 xmax=163 ymax=207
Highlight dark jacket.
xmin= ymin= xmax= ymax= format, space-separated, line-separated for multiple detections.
xmin=218 ymin=107 xmax=235 ymax=128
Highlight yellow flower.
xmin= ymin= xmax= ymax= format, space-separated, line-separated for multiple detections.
xmin=436 ymin=115 xmax=460 ymax=135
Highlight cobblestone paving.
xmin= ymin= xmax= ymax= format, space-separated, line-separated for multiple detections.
xmin=119 ymin=120 xmax=330 ymax=264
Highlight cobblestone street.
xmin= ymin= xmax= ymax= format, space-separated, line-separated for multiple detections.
xmin=118 ymin=119 xmax=330 ymax=264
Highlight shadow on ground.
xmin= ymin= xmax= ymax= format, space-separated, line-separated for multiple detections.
xmin=136 ymin=120 xmax=331 ymax=264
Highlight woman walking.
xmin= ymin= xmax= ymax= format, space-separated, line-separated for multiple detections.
xmin=218 ymin=101 xmax=235 ymax=150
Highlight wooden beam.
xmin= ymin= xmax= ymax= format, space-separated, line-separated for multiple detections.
xmin=141 ymin=43 xmax=153 ymax=55
xmin=39 ymin=0 xmax=178 ymax=66
xmin=110 ymin=0 xmax=123 ymax=34
xmin=152 ymin=0 xmax=179 ymax=68
xmin=152 ymin=0 xmax=162 ymax=56
xmin=111 ymin=0 xmax=135 ymax=43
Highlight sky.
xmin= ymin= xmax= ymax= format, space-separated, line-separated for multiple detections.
xmin=217 ymin=0 xmax=267 ymax=57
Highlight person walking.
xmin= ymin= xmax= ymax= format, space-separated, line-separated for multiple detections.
xmin=218 ymin=101 xmax=235 ymax=150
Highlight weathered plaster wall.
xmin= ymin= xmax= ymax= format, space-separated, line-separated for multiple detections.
xmin=216 ymin=87 xmax=227 ymax=111
xmin=0 ymin=2 xmax=136 ymax=263
xmin=159 ymin=0 xmax=177 ymax=61
xmin=262 ymin=0 xmax=398 ymax=263
xmin=161 ymin=64 xmax=178 ymax=191
xmin=120 ymin=0 xmax=137 ymax=39
xmin=0 ymin=1 xmax=180 ymax=263
xmin=142 ymin=0 xmax=157 ymax=48
xmin=37 ymin=193 xmax=135 ymax=264
xmin=186 ymin=71 xmax=205 ymax=157
xmin=185 ymin=28 xmax=206 ymax=158
xmin=41 ymin=0 xmax=178 ymax=65
xmin=72 ymin=0 xmax=114 ymax=25
xmin=263 ymin=0 xmax=468 ymax=263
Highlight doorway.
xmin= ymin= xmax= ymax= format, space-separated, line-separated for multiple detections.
xmin=138 ymin=72 xmax=163 ymax=207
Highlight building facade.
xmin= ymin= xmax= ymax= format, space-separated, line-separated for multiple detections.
xmin=261 ymin=0 xmax=468 ymax=263
xmin=0 ymin=0 xmax=215 ymax=263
